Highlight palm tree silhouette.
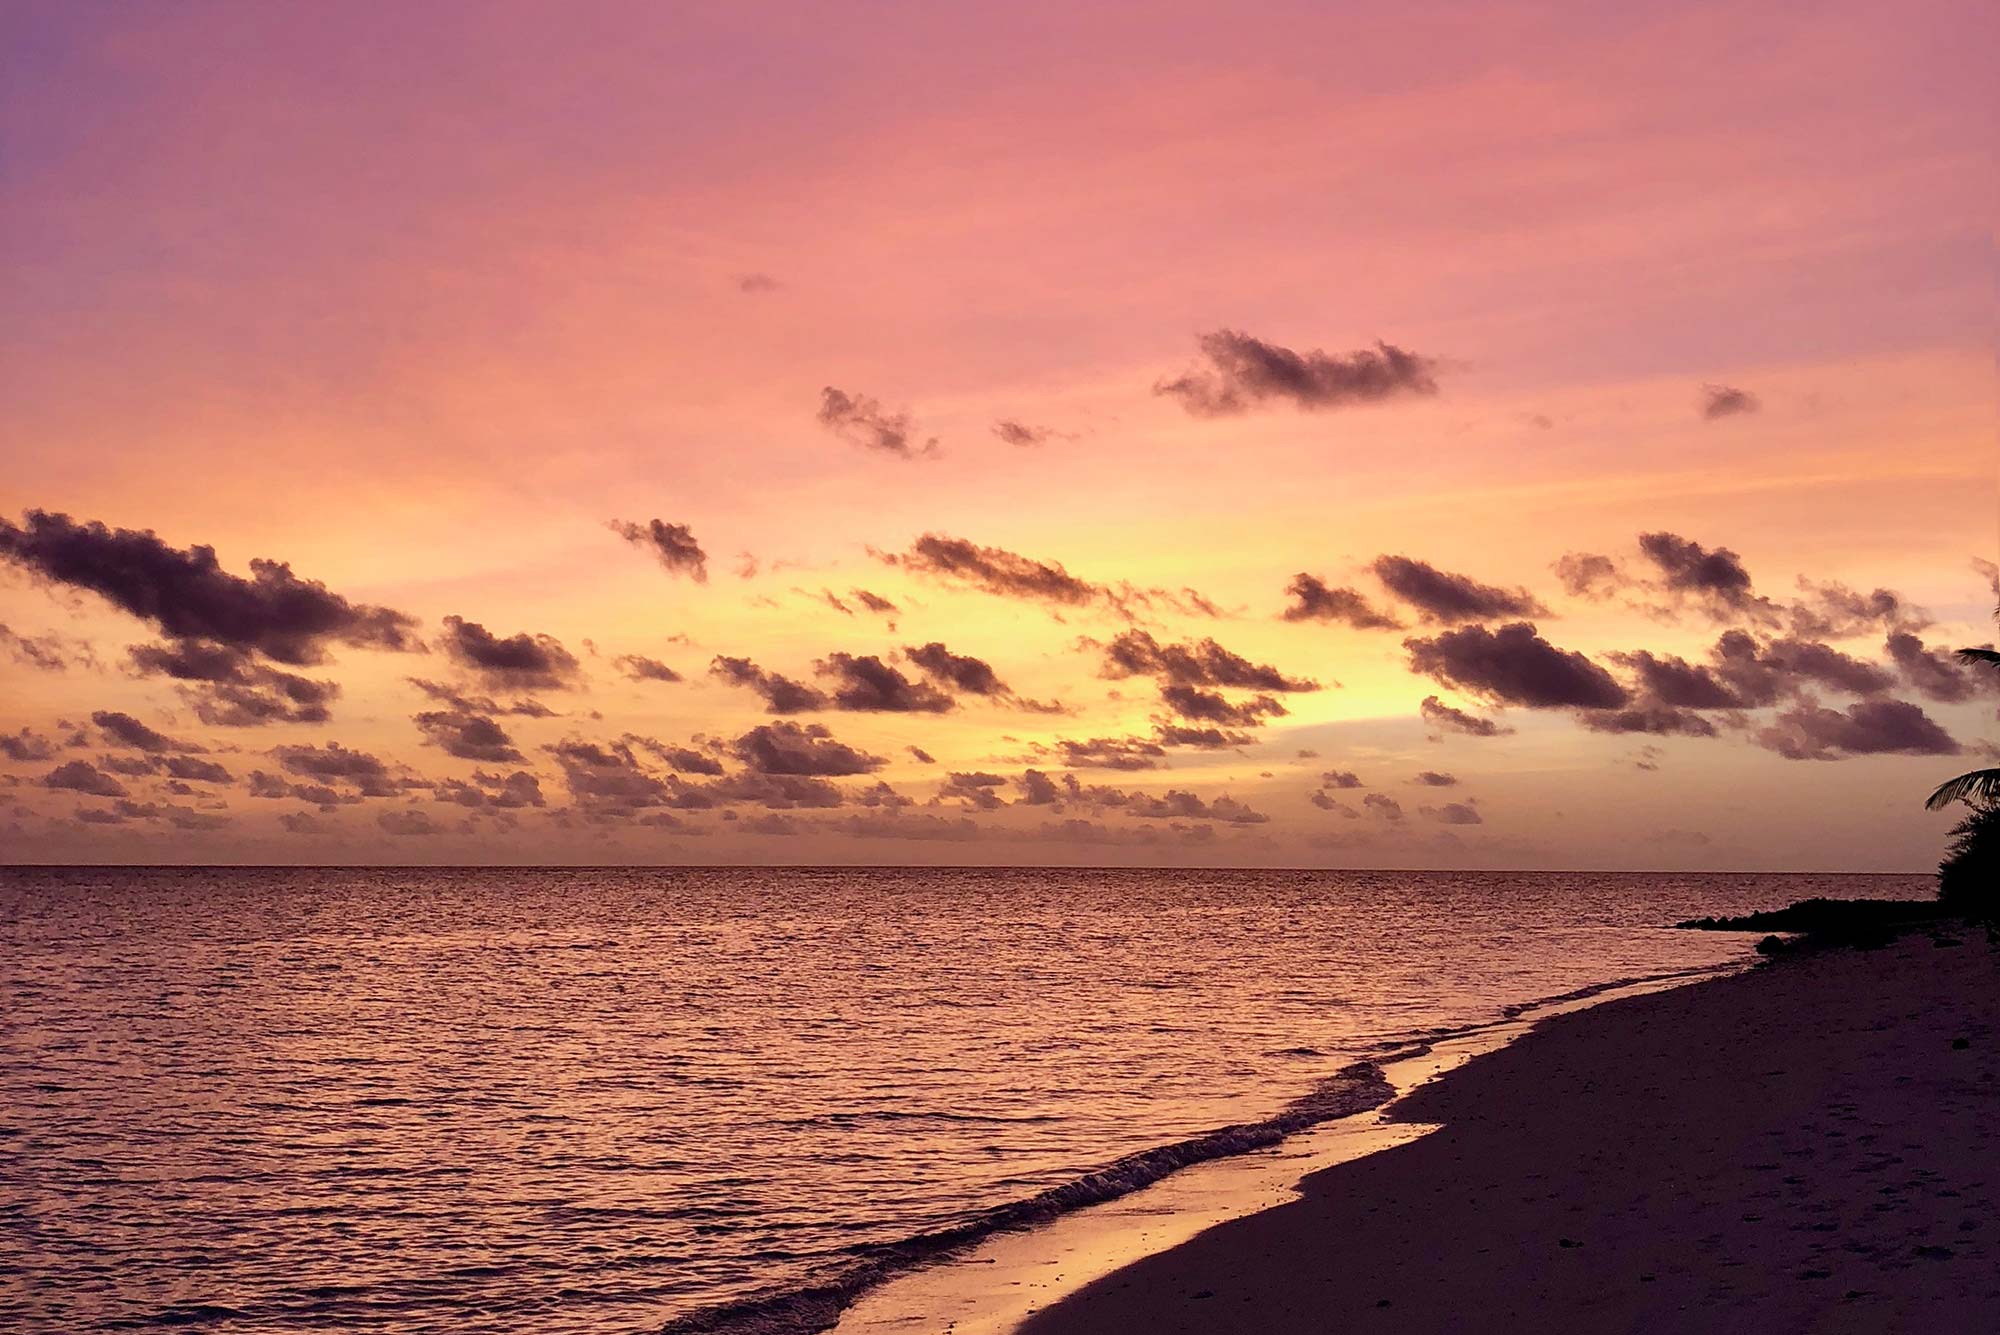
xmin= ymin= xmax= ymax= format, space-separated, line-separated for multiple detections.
xmin=1924 ymin=646 xmax=2000 ymax=809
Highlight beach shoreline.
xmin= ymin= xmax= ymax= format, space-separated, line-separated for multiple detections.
xmin=1015 ymin=928 xmax=1998 ymax=1334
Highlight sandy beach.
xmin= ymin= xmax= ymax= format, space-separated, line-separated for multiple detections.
xmin=1021 ymin=931 xmax=1999 ymax=1334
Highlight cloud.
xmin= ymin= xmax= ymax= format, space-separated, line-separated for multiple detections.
xmin=1788 ymin=580 xmax=1927 ymax=638
xmin=879 ymin=534 xmax=1217 ymax=622
xmin=546 ymin=738 xmax=672 ymax=816
xmin=440 ymin=616 xmax=581 ymax=690
xmin=609 ymin=519 xmax=709 ymax=582
xmin=1310 ymin=792 xmax=1358 ymax=816
xmin=623 ymin=733 xmax=726 ymax=776
xmin=1098 ymin=629 xmax=1318 ymax=692
xmin=432 ymin=770 xmax=546 ymax=810
xmin=1048 ymin=736 xmax=1165 ymax=770
xmin=1280 ymin=574 xmax=1402 ymax=629
xmin=129 ymin=640 xmax=341 ymax=726
xmin=1372 ymin=556 xmax=1547 ymax=624
xmin=1362 ymin=793 xmax=1404 ymax=822
xmin=1753 ymin=698 xmax=1959 ymax=760
xmin=162 ymin=755 xmax=232 ymax=784
xmin=1419 ymin=695 xmax=1513 ymax=737
xmin=1576 ymin=703 xmax=1720 ymax=737
xmin=1411 ymin=770 xmax=1459 ymax=787
xmin=815 ymin=653 xmax=956 ymax=713
xmin=271 ymin=742 xmax=403 ymax=797
xmin=1321 ymin=770 xmax=1364 ymax=789
xmin=1405 ymin=622 xmax=1628 ymax=709
xmin=708 ymin=655 xmax=828 ymax=713
xmin=1152 ymin=723 xmax=1256 ymax=749
xmin=44 ymin=759 xmax=128 ymax=797
xmin=993 ymin=420 xmax=1054 ymax=447
xmin=1607 ymin=650 xmax=1746 ymax=708
xmin=1886 ymin=631 xmax=1983 ymax=704
xmin=852 ymin=589 xmax=898 ymax=617
xmin=904 ymin=641 xmax=1010 ymax=697
xmin=0 ymin=510 xmax=416 ymax=663
xmin=614 ymin=654 xmax=684 ymax=683
xmin=1700 ymin=384 xmax=1759 ymax=419
xmin=883 ymin=533 xmax=1099 ymax=608
xmin=413 ymin=710 xmax=524 ymax=762
xmin=1636 ymin=532 xmax=1768 ymax=619
xmin=1553 ymin=553 xmax=1624 ymax=600
xmin=1739 ymin=634 xmax=1895 ymax=698
xmin=90 ymin=710 xmax=198 ymax=753
xmin=0 ymin=623 xmax=90 ymax=672
xmin=907 ymin=745 xmax=937 ymax=764
xmin=1158 ymin=683 xmax=1287 ymax=727
xmin=735 ymin=272 xmax=779 ymax=293
xmin=1422 ymin=801 xmax=1483 ymax=825
xmin=378 ymin=808 xmax=445 ymax=837
xmin=731 ymin=721 xmax=885 ymax=776
xmin=937 ymin=771 xmax=1008 ymax=811
xmin=817 ymin=387 xmax=937 ymax=458
xmin=406 ymin=678 xmax=555 ymax=718
xmin=1155 ymin=331 xmax=1440 ymax=416
xmin=1 ymin=728 xmax=58 ymax=762
xmin=1052 ymin=774 xmax=1268 ymax=824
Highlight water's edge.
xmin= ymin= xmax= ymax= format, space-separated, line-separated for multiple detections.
xmin=668 ymin=957 xmax=1749 ymax=1335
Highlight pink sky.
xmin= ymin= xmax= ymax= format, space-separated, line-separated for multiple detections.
xmin=1 ymin=1 xmax=1993 ymax=866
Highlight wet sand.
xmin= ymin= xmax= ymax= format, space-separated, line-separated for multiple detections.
xmin=1020 ymin=932 xmax=1999 ymax=1335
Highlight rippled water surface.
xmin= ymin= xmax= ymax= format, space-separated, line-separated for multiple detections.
xmin=0 ymin=866 xmax=1922 ymax=1332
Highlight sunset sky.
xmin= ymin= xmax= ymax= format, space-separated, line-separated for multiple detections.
xmin=2 ymin=1 xmax=1992 ymax=867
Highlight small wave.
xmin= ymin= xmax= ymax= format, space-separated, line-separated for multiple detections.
xmin=660 ymin=1061 xmax=1394 ymax=1335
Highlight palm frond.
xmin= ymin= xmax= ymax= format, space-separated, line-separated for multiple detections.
xmin=1926 ymin=768 xmax=2000 ymax=810
xmin=1955 ymin=647 xmax=2000 ymax=669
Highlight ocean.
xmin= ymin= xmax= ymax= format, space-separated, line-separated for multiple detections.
xmin=0 ymin=866 xmax=1923 ymax=1333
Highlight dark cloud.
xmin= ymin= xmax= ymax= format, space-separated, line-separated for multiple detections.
xmin=1754 ymin=699 xmax=1959 ymax=760
xmin=1310 ymin=792 xmax=1358 ymax=816
xmin=609 ymin=519 xmax=709 ymax=582
xmin=1373 ymin=556 xmax=1547 ymax=625
xmin=852 ymin=589 xmax=898 ymax=617
xmin=832 ymin=810 xmax=983 ymax=841
xmin=1636 ymin=532 xmax=1767 ymax=619
xmin=44 ymin=760 xmax=127 ymax=797
xmin=816 ymin=653 xmax=956 ymax=713
xmin=697 ymin=771 xmax=847 ymax=810
xmin=1753 ymin=635 xmax=1895 ymax=697
xmin=271 ymin=743 xmax=403 ymax=798
xmin=993 ymin=420 xmax=1053 ymax=447
xmin=623 ymin=734 xmax=726 ymax=776
xmin=1 ymin=728 xmax=58 ymax=762
xmin=1700 ymin=384 xmax=1759 ymax=419
xmin=1419 ymin=695 xmax=1513 ymax=737
xmin=1158 ymin=683 xmax=1287 ymax=727
xmin=879 ymin=533 xmax=1216 ymax=622
xmin=378 ymin=808 xmax=445 ymax=837
xmin=732 ymin=721 xmax=885 ymax=776
xmin=735 ymin=272 xmax=779 ymax=294
xmin=1411 ymin=770 xmax=1459 ymax=787
xmin=546 ymin=739 xmax=671 ymax=816
xmin=1321 ymin=770 xmax=1364 ymax=789
xmin=1017 ymin=769 xmax=1062 ymax=806
xmin=1098 ymin=629 xmax=1318 ymax=692
xmin=1553 ymin=553 xmax=1624 ymax=600
xmin=1048 ymin=736 xmax=1166 ymax=770
xmin=1886 ymin=631 xmax=1982 ymax=704
xmin=163 ymin=756 xmax=233 ymax=784
xmin=1280 ymin=574 xmax=1402 ymax=629
xmin=406 ymin=677 xmax=555 ymax=717
xmin=413 ymin=710 xmax=524 ymax=763
xmin=817 ymin=387 xmax=937 ymax=459
xmin=1405 ymin=622 xmax=1628 ymax=709
xmin=1362 ymin=793 xmax=1404 ymax=822
xmin=709 ymin=655 xmax=830 ymax=714
xmin=907 ymin=745 xmax=938 ymax=764
xmin=1422 ymin=801 xmax=1483 ymax=825
xmin=1155 ymin=331 xmax=1439 ymax=417
xmin=905 ymin=642 xmax=1010 ymax=697
xmin=128 ymin=640 xmax=342 ymax=726
xmin=1153 ymin=722 xmax=1257 ymax=749
xmin=614 ymin=654 xmax=684 ymax=683
xmin=1608 ymin=650 xmax=1746 ymax=708
xmin=90 ymin=710 xmax=197 ymax=754
xmin=440 ymin=616 xmax=581 ymax=690
xmin=884 ymin=533 xmax=1099 ymax=608
xmin=938 ymin=771 xmax=1008 ymax=811
xmin=0 ymin=623 xmax=89 ymax=672
xmin=0 ymin=510 xmax=416 ymax=663
xmin=1788 ymin=581 xmax=1926 ymax=638
xmin=1052 ymin=774 xmax=1268 ymax=825
xmin=1577 ymin=703 xmax=1721 ymax=737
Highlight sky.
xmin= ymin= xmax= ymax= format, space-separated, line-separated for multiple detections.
xmin=1 ymin=0 xmax=1993 ymax=868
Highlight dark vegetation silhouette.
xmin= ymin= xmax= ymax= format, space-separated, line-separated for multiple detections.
xmin=1923 ymin=631 xmax=1998 ymax=922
